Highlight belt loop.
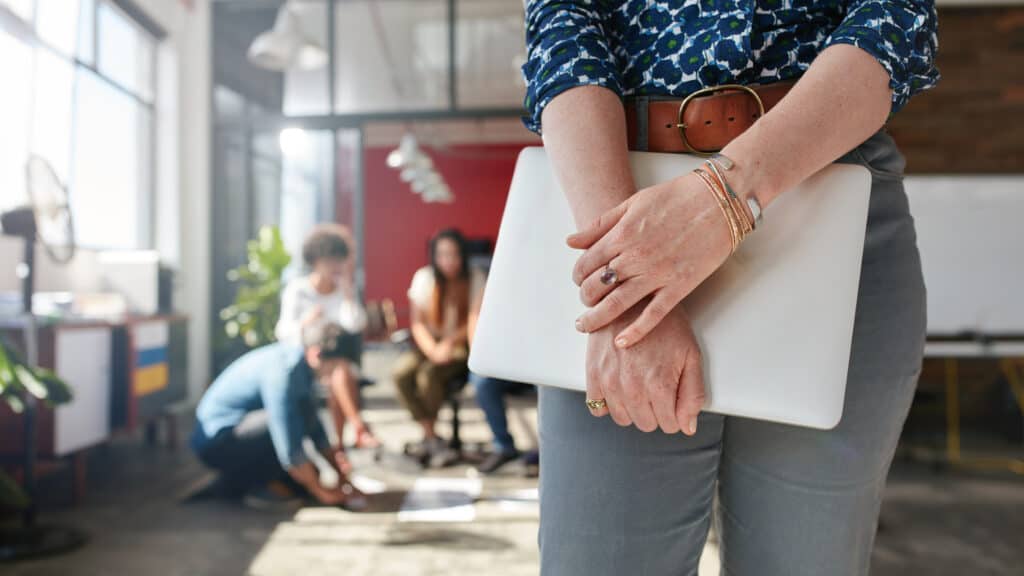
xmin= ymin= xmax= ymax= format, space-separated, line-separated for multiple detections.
xmin=635 ymin=96 xmax=649 ymax=152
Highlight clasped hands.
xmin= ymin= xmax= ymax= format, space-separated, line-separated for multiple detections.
xmin=569 ymin=171 xmax=734 ymax=436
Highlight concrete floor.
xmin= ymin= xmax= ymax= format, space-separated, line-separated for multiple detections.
xmin=5 ymin=348 xmax=1023 ymax=576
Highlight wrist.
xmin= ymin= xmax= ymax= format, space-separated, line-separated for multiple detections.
xmin=719 ymin=132 xmax=783 ymax=210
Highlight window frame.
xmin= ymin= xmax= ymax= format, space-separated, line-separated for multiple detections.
xmin=0 ymin=0 xmax=163 ymax=250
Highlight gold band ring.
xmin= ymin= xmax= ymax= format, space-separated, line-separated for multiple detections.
xmin=586 ymin=398 xmax=608 ymax=411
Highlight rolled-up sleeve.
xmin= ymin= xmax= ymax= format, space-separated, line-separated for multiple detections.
xmin=520 ymin=0 xmax=624 ymax=135
xmin=822 ymin=0 xmax=940 ymax=113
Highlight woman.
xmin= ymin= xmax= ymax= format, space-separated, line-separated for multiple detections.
xmin=392 ymin=228 xmax=485 ymax=467
xmin=523 ymin=1 xmax=938 ymax=575
xmin=276 ymin=223 xmax=380 ymax=467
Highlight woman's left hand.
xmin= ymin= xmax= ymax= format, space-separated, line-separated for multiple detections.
xmin=568 ymin=170 xmax=734 ymax=348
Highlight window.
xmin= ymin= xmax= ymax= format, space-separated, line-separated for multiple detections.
xmin=0 ymin=0 xmax=33 ymax=22
xmin=455 ymin=0 xmax=526 ymax=109
xmin=329 ymin=0 xmax=450 ymax=113
xmin=0 ymin=0 xmax=158 ymax=249
xmin=0 ymin=28 xmax=33 ymax=212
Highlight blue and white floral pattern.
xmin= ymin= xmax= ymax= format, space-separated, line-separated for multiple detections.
xmin=521 ymin=0 xmax=940 ymax=134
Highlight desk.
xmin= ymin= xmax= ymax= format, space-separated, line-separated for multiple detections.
xmin=0 ymin=314 xmax=188 ymax=501
xmin=919 ymin=339 xmax=1024 ymax=475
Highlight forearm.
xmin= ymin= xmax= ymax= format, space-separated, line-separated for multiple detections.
xmin=539 ymin=85 xmax=637 ymax=228
xmin=410 ymin=321 xmax=437 ymax=355
xmin=286 ymin=461 xmax=322 ymax=492
xmin=467 ymin=312 xmax=478 ymax=347
xmin=720 ymin=44 xmax=892 ymax=209
xmin=447 ymin=323 xmax=469 ymax=347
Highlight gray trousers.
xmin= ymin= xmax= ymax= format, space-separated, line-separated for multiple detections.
xmin=538 ymin=129 xmax=927 ymax=576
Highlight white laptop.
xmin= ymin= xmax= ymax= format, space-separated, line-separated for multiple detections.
xmin=468 ymin=147 xmax=872 ymax=430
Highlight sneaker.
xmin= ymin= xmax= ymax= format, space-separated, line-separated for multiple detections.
xmin=476 ymin=450 xmax=521 ymax=475
xmin=242 ymin=481 xmax=304 ymax=511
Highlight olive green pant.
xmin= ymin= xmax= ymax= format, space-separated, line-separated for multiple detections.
xmin=392 ymin=346 xmax=469 ymax=421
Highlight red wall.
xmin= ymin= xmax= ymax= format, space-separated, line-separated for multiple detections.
xmin=359 ymin=143 xmax=529 ymax=326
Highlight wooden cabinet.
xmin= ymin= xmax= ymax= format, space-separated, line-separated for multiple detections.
xmin=0 ymin=315 xmax=189 ymax=501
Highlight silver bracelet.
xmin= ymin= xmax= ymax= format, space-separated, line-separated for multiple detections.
xmin=708 ymin=153 xmax=763 ymax=226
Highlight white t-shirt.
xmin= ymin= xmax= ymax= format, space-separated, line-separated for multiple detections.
xmin=407 ymin=265 xmax=485 ymax=339
xmin=275 ymin=275 xmax=368 ymax=346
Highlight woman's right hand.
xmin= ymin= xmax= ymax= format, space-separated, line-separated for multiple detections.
xmin=430 ymin=338 xmax=454 ymax=364
xmin=586 ymin=301 xmax=706 ymax=436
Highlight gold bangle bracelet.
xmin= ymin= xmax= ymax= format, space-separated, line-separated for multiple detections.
xmin=697 ymin=168 xmax=749 ymax=250
xmin=704 ymin=160 xmax=753 ymax=236
xmin=694 ymin=168 xmax=741 ymax=252
xmin=699 ymin=168 xmax=742 ymax=251
xmin=707 ymin=155 xmax=759 ymax=232
xmin=701 ymin=164 xmax=755 ymax=244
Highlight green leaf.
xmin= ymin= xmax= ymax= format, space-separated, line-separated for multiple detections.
xmin=0 ymin=472 xmax=30 ymax=510
xmin=3 ymin=393 xmax=25 ymax=414
xmin=13 ymin=365 xmax=47 ymax=401
xmin=37 ymin=368 xmax=73 ymax=405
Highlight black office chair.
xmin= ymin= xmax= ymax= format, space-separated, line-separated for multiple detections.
xmin=445 ymin=369 xmax=471 ymax=453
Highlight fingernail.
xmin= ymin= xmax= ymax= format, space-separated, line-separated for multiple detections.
xmin=614 ymin=336 xmax=628 ymax=348
xmin=688 ymin=417 xmax=698 ymax=435
xmin=575 ymin=318 xmax=586 ymax=332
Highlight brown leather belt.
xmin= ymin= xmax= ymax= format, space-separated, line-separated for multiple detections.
xmin=624 ymin=81 xmax=795 ymax=155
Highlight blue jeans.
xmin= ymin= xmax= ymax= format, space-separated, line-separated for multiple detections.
xmin=470 ymin=372 xmax=533 ymax=454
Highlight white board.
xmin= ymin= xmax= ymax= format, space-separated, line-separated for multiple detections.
xmin=906 ymin=176 xmax=1024 ymax=336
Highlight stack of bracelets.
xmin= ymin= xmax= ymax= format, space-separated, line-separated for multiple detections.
xmin=693 ymin=153 xmax=764 ymax=254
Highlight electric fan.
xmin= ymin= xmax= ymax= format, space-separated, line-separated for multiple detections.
xmin=0 ymin=155 xmax=85 ymax=561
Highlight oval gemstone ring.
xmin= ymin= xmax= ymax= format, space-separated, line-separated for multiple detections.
xmin=600 ymin=266 xmax=618 ymax=286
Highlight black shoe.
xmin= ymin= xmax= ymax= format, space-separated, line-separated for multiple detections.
xmin=425 ymin=436 xmax=459 ymax=468
xmin=522 ymin=450 xmax=539 ymax=466
xmin=476 ymin=450 xmax=520 ymax=475
xmin=403 ymin=439 xmax=431 ymax=466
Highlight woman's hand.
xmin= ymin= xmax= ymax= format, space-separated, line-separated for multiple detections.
xmin=569 ymin=171 xmax=733 ymax=348
xmin=430 ymin=338 xmax=455 ymax=364
xmin=586 ymin=300 xmax=705 ymax=436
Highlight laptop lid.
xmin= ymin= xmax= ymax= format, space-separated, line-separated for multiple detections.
xmin=469 ymin=147 xmax=871 ymax=429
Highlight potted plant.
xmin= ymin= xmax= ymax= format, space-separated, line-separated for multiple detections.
xmin=0 ymin=336 xmax=73 ymax=513
xmin=219 ymin=225 xmax=291 ymax=349
xmin=0 ymin=335 xmax=84 ymax=561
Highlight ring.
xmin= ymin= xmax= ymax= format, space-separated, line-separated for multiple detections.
xmin=586 ymin=398 xmax=608 ymax=411
xmin=599 ymin=266 xmax=618 ymax=286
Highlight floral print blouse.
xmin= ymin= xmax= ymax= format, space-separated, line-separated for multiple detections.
xmin=521 ymin=0 xmax=940 ymax=134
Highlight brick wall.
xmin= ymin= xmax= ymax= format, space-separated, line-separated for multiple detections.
xmin=888 ymin=7 xmax=1024 ymax=173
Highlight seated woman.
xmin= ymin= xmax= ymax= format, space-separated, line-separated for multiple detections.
xmin=275 ymin=224 xmax=380 ymax=461
xmin=393 ymin=228 xmax=485 ymax=468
